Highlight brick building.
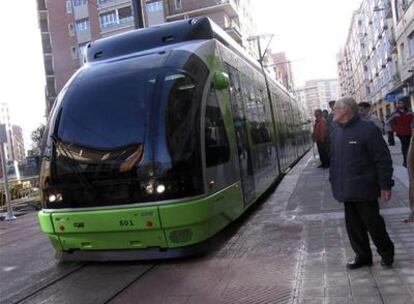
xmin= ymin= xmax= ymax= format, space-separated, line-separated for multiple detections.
xmin=36 ymin=0 xmax=257 ymax=114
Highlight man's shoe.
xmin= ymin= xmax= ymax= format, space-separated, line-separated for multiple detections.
xmin=381 ymin=256 xmax=393 ymax=267
xmin=346 ymin=260 xmax=373 ymax=270
xmin=317 ymin=164 xmax=324 ymax=168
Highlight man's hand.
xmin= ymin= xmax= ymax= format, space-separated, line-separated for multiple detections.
xmin=381 ymin=190 xmax=392 ymax=202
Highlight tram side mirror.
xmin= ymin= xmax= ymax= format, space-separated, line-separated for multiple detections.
xmin=212 ymin=71 xmax=230 ymax=91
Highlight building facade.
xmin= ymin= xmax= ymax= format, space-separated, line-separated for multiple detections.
xmin=12 ymin=125 xmax=26 ymax=164
xmin=338 ymin=0 xmax=413 ymax=121
xmin=389 ymin=0 xmax=414 ymax=109
xmin=0 ymin=103 xmax=14 ymax=162
xmin=269 ymin=52 xmax=295 ymax=94
xmin=0 ymin=103 xmax=26 ymax=164
xmin=296 ymin=79 xmax=340 ymax=120
xmin=36 ymin=0 xmax=257 ymax=114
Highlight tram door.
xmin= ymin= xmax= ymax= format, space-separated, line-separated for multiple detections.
xmin=226 ymin=64 xmax=255 ymax=205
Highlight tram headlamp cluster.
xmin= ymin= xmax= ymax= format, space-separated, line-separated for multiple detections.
xmin=144 ymin=182 xmax=166 ymax=195
xmin=48 ymin=193 xmax=63 ymax=203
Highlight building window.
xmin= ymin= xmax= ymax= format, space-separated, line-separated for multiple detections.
xmin=70 ymin=46 xmax=78 ymax=60
xmin=78 ymin=42 xmax=89 ymax=64
xmin=73 ymin=0 xmax=87 ymax=6
xmin=146 ymin=1 xmax=165 ymax=26
xmin=400 ymin=42 xmax=406 ymax=63
xmin=146 ymin=1 xmax=163 ymax=12
xmin=99 ymin=7 xmax=133 ymax=29
xmin=118 ymin=6 xmax=133 ymax=24
xmin=68 ymin=23 xmax=75 ymax=36
xmin=66 ymin=0 xmax=72 ymax=14
xmin=175 ymin=0 xmax=182 ymax=10
xmin=99 ymin=10 xmax=117 ymax=28
xmin=224 ymin=15 xmax=230 ymax=28
xmin=76 ymin=18 xmax=90 ymax=31
xmin=408 ymin=31 xmax=414 ymax=58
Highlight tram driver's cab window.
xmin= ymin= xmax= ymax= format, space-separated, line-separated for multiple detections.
xmin=205 ymin=86 xmax=230 ymax=167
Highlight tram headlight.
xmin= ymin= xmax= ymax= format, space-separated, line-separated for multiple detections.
xmin=156 ymin=184 xmax=166 ymax=194
xmin=48 ymin=194 xmax=57 ymax=203
xmin=145 ymin=183 xmax=154 ymax=194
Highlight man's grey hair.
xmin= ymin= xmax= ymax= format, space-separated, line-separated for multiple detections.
xmin=336 ymin=97 xmax=359 ymax=116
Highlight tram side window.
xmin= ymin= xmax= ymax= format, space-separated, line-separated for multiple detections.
xmin=205 ymin=86 xmax=230 ymax=167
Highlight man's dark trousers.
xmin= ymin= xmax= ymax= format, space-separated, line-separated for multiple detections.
xmin=317 ymin=142 xmax=330 ymax=167
xmin=398 ymin=135 xmax=412 ymax=166
xmin=344 ymin=200 xmax=394 ymax=262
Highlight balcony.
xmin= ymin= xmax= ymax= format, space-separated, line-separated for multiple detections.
xmin=37 ymin=0 xmax=46 ymax=11
xmin=167 ymin=0 xmax=239 ymax=21
xmin=224 ymin=19 xmax=242 ymax=43
xmin=41 ymin=33 xmax=52 ymax=54
xmin=100 ymin=16 xmax=134 ymax=35
xmin=44 ymin=56 xmax=54 ymax=76
xmin=97 ymin=0 xmax=131 ymax=9
xmin=39 ymin=19 xmax=49 ymax=33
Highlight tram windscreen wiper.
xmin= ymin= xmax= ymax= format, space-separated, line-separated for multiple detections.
xmin=51 ymin=136 xmax=97 ymax=191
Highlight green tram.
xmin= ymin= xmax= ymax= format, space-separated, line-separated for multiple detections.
xmin=38 ymin=18 xmax=311 ymax=260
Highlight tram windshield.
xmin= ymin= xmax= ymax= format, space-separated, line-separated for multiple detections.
xmin=56 ymin=68 xmax=155 ymax=150
xmin=43 ymin=51 xmax=209 ymax=209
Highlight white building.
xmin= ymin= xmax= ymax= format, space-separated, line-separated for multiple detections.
xmin=337 ymin=0 xmax=413 ymax=121
xmin=296 ymin=79 xmax=340 ymax=120
xmin=0 ymin=103 xmax=14 ymax=162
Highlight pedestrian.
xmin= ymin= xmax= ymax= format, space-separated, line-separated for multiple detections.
xmin=327 ymin=100 xmax=336 ymax=135
xmin=322 ymin=109 xmax=329 ymax=120
xmin=312 ymin=109 xmax=329 ymax=168
xmin=404 ymin=135 xmax=414 ymax=223
xmin=358 ymin=102 xmax=384 ymax=132
xmin=329 ymin=97 xmax=394 ymax=269
xmin=387 ymin=100 xmax=413 ymax=167
xmin=385 ymin=113 xmax=395 ymax=146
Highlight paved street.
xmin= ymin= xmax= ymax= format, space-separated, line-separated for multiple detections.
xmin=0 ymin=140 xmax=412 ymax=304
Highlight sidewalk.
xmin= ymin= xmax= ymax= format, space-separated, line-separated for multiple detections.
xmin=285 ymin=140 xmax=413 ymax=304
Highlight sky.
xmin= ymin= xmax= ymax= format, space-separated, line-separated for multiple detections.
xmin=0 ymin=0 xmax=362 ymax=151
xmin=0 ymin=1 xmax=46 ymax=151
xmin=253 ymin=0 xmax=362 ymax=87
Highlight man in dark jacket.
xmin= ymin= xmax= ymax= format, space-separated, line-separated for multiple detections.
xmin=329 ymin=97 xmax=394 ymax=269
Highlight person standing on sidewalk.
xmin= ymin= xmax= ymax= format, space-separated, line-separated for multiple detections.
xmin=358 ymin=102 xmax=384 ymax=133
xmin=329 ymin=97 xmax=395 ymax=269
xmin=405 ymin=135 xmax=414 ymax=223
xmin=385 ymin=113 xmax=395 ymax=146
xmin=312 ymin=109 xmax=329 ymax=168
xmin=387 ymin=100 xmax=413 ymax=167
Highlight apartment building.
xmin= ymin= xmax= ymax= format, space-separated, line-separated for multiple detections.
xmin=338 ymin=0 xmax=413 ymax=120
xmin=0 ymin=103 xmax=15 ymax=162
xmin=296 ymin=79 xmax=340 ymax=120
xmin=36 ymin=0 xmax=257 ymax=114
xmin=12 ymin=125 xmax=26 ymax=164
xmin=269 ymin=52 xmax=295 ymax=94
xmin=389 ymin=0 xmax=414 ymax=109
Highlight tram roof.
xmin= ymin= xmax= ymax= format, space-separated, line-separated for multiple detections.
xmin=86 ymin=17 xmax=241 ymax=63
xmin=84 ymin=17 xmax=294 ymax=99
